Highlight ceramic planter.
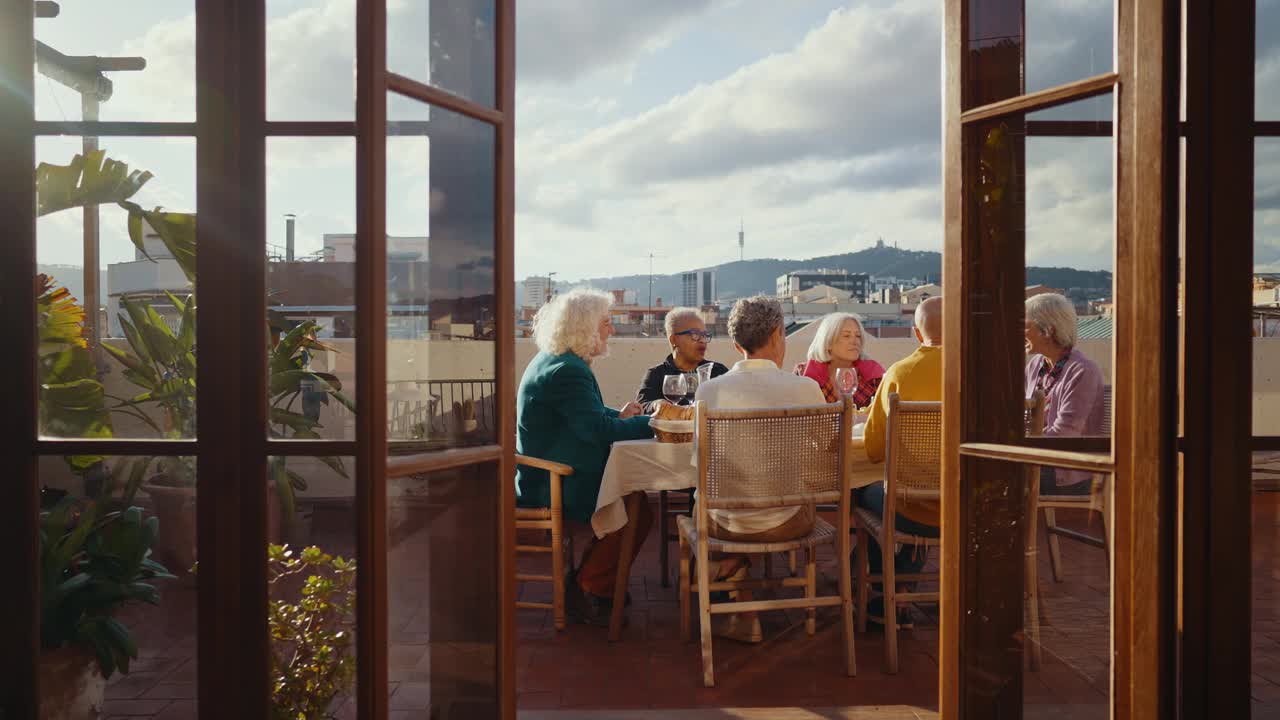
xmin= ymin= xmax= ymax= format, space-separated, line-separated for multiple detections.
xmin=38 ymin=647 xmax=104 ymax=720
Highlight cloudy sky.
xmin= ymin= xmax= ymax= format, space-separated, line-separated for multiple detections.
xmin=31 ymin=0 xmax=1280 ymax=283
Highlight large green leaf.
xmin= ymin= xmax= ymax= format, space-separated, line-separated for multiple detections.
xmin=36 ymin=149 xmax=152 ymax=216
xmin=119 ymin=201 xmax=196 ymax=282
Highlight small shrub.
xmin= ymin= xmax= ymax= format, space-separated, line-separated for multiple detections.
xmin=267 ymin=544 xmax=356 ymax=720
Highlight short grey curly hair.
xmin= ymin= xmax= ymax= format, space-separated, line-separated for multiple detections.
xmin=664 ymin=307 xmax=702 ymax=338
xmin=728 ymin=296 xmax=784 ymax=353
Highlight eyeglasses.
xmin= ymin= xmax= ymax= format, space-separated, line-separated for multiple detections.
xmin=674 ymin=329 xmax=713 ymax=341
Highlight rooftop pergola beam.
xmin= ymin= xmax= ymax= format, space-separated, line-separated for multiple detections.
xmin=34 ymin=39 xmax=146 ymax=102
xmin=35 ymin=1 xmax=59 ymax=19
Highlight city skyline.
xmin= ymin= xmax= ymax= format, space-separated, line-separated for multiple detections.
xmin=29 ymin=1 xmax=1280 ymax=284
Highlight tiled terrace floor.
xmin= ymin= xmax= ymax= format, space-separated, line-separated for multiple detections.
xmin=82 ymin=478 xmax=1280 ymax=718
xmin=515 ymin=499 xmax=1110 ymax=718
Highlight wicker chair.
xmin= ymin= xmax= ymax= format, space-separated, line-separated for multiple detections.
xmin=852 ymin=394 xmax=942 ymax=674
xmin=1039 ymin=384 xmax=1112 ymax=582
xmin=678 ymin=399 xmax=857 ymax=687
xmin=514 ymin=455 xmax=575 ymax=631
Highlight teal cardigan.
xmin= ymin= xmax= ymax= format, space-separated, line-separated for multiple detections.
xmin=516 ymin=351 xmax=654 ymax=523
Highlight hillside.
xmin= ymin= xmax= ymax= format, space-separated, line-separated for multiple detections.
xmin=567 ymin=247 xmax=1112 ymax=303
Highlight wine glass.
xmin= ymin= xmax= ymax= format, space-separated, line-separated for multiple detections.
xmin=833 ymin=367 xmax=859 ymax=400
xmin=683 ymin=371 xmax=699 ymax=405
xmin=696 ymin=362 xmax=715 ymax=385
xmin=662 ymin=374 xmax=688 ymax=406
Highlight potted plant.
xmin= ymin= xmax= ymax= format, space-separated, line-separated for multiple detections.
xmin=266 ymin=544 xmax=357 ymax=719
xmin=36 ymin=150 xmax=355 ymax=561
xmin=39 ymin=497 xmax=174 ymax=720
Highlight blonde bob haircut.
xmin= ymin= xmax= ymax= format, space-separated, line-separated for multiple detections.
xmin=1025 ymin=292 xmax=1079 ymax=348
xmin=532 ymin=288 xmax=613 ymax=359
xmin=806 ymin=312 xmax=870 ymax=363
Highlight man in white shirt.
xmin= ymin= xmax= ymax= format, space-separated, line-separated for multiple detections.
xmin=692 ymin=296 xmax=826 ymax=642
xmin=695 ymin=295 xmax=826 ymax=540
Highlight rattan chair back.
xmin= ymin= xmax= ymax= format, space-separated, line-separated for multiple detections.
xmin=884 ymin=394 xmax=942 ymax=500
xmin=695 ymin=401 xmax=849 ymax=510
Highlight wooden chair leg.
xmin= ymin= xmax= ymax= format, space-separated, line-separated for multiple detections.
xmin=789 ymin=549 xmax=798 ymax=577
xmin=840 ymin=530 xmax=857 ymax=677
xmin=805 ymin=546 xmax=817 ymax=636
xmin=1024 ymin=492 xmax=1042 ymax=671
xmin=1101 ymin=477 xmax=1113 ymax=568
xmin=659 ymin=490 xmax=671 ymax=588
xmin=608 ymin=492 xmax=642 ymax=642
xmin=1043 ymin=507 xmax=1065 ymax=582
xmin=551 ymin=513 xmax=566 ymax=632
xmin=883 ymin=536 xmax=899 ymax=674
xmin=697 ymin=541 xmax=715 ymax=687
xmin=855 ymin=527 xmax=869 ymax=633
xmin=679 ymin=531 xmax=692 ymax=643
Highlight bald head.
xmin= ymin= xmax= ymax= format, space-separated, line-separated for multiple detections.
xmin=914 ymin=296 xmax=942 ymax=346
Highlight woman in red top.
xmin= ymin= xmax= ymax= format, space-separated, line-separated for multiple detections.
xmin=798 ymin=312 xmax=884 ymax=408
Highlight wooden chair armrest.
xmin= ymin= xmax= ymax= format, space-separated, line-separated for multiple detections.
xmin=515 ymin=454 xmax=575 ymax=476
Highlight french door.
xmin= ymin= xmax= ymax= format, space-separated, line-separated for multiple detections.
xmin=943 ymin=0 xmax=1257 ymax=717
xmin=1 ymin=1 xmax=516 ymax=718
xmin=942 ymin=0 xmax=1177 ymax=712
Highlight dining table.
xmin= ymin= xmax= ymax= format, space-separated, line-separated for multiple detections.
xmin=594 ymin=434 xmax=884 ymax=640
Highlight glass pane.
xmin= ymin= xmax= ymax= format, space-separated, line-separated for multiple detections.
xmin=38 ymin=455 xmax=197 ymax=718
xmin=267 ymin=456 xmax=358 ymax=719
xmin=37 ymin=137 xmax=197 ymax=440
xmin=1023 ymin=463 xmax=1112 ymax=717
xmin=388 ymin=463 xmax=499 ymax=717
xmin=386 ymin=102 xmax=497 ymax=450
xmin=266 ymin=0 xmax=355 ymax=121
xmin=387 ymin=0 xmax=497 ymax=108
xmin=1259 ymin=0 xmax=1280 ymax=119
xmin=1254 ymin=140 xmax=1280 ymax=713
xmin=266 ymin=138 xmax=357 ymax=441
xmin=966 ymin=0 xmax=1023 ymax=109
xmin=34 ymin=1 xmax=195 ymax=122
xmin=1026 ymin=0 xmax=1114 ymax=95
xmin=1024 ymin=103 xmax=1115 ymax=444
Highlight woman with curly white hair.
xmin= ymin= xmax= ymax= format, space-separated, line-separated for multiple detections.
xmin=516 ymin=288 xmax=654 ymax=625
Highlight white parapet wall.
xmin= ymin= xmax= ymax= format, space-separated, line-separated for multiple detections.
xmin=43 ymin=335 xmax=1280 ymax=500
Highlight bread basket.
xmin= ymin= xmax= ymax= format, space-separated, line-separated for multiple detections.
xmin=650 ymin=404 xmax=695 ymax=443
xmin=650 ymin=417 xmax=693 ymax=443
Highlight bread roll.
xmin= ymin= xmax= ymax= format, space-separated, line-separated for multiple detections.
xmin=655 ymin=403 xmax=694 ymax=421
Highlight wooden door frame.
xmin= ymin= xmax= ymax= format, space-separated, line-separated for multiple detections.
xmin=941 ymin=0 xmax=1180 ymax=716
xmin=1180 ymin=0 xmax=1255 ymax=716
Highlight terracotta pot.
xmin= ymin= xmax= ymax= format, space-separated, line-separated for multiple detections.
xmin=143 ymin=481 xmax=197 ymax=575
xmin=144 ymin=480 xmax=286 ymax=575
xmin=38 ymin=647 xmax=104 ymax=720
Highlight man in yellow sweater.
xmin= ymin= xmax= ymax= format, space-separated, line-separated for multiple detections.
xmin=859 ymin=297 xmax=942 ymax=623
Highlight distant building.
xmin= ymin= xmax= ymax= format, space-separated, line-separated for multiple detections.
xmin=107 ymin=220 xmax=191 ymax=335
xmin=776 ymin=269 xmax=869 ymax=302
xmin=904 ymin=283 xmax=942 ymax=305
xmin=869 ymin=275 xmax=922 ymax=297
xmin=1025 ymin=284 xmax=1066 ymax=299
xmin=791 ymin=284 xmax=852 ymax=304
xmin=682 ymin=270 xmax=717 ymax=307
xmin=522 ymin=276 xmax=553 ymax=310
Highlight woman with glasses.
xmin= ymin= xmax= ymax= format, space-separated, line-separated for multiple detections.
xmin=634 ymin=307 xmax=729 ymax=413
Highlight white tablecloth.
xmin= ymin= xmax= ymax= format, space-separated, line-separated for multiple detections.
xmin=592 ymin=437 xmax=882 ymax=538
xmin=593 ymin=439 xmax=698 ymax=537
